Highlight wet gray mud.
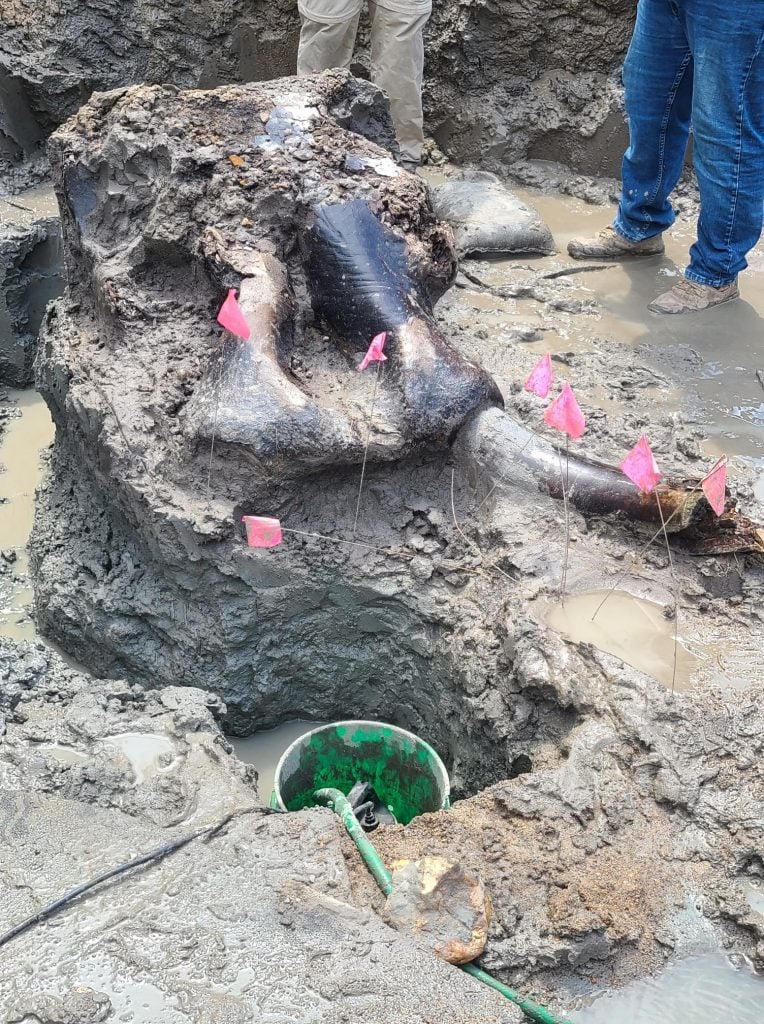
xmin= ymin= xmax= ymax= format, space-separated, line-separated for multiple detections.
xmin=0 ymin=67 xmax=762 ymax=1024
xmin=0 ymin=641 xmax=522 ymax=1023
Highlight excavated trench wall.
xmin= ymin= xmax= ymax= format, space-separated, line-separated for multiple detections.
xmin=0 ymin=0 xmax=636 ymax=177
xmin=0 ymin=197 xmax=63 ymax=386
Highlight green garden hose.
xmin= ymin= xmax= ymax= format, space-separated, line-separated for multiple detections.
xmin=314 ymin=788 xmax=573 ymax=1024
xmin=314 ymin=788 xmax=393 ymax=896
xmin=461 ymin=963 xmax=573 ymax=1024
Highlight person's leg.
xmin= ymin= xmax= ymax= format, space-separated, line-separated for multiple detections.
xmin=614 ymin=0 xmax=694 ymax=242
xmin=368 ymin=1 xmax=431 ymax=165
xmin=683 ymin=0 xmax=764 ymax=287
xmin=297 ymin=10 xmax=361 ymax=75
xmin=569 ymin=0 xmax=693 ymax=259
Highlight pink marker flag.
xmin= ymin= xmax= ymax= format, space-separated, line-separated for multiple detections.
xmin=543 ymin=382 xmax=586 ymax=440
xmin=524 ymin=353 xmax=553 ymax=398
xmin=620 ymin=435 xmax=661 ymax=493
xmin=217 ymin=289 xmax=251 ymax=341
xmin=701 ymin=458 xmax=727 ymax=516
xmin=358 ymin=331 xmax=388 ymax=371
xmin=242 ymin=515 xmax=282 ymax=548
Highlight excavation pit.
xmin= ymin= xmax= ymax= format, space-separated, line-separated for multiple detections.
xmin=3 ymin=64 xmax=762 ymax=1020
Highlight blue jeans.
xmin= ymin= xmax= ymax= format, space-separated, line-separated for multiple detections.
xmin=614 ymin=0 xmax=764 ymax=287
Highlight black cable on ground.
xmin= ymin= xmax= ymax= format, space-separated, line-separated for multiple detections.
xmin=0 ymin=805 xmax=273 ymax=949
xmin=541 ymin=264 xmax=609 ymax=279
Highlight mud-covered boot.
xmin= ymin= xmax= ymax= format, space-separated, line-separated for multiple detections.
xmin=400 ymin=158 xmax=420 ymax=174
xmin=568 ymin=225 xmax=665 ymax=260
xmin=647 ymin=276 xmax=739 ymax=314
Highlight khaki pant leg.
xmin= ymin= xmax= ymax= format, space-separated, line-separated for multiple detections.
xmin=297 ymin=11 xmax=362 ymax=75
xmin=368 ymin=3 xmax=430 ymax=163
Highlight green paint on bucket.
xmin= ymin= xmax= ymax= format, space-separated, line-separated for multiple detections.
xmin=273 ymin=720 xmax=450 ymax=825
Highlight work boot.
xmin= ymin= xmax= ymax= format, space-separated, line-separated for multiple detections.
xmin=567 ymin=225 xmax=665 ymax=260
xmin=647 ymin=276 xmax=739 ymax=314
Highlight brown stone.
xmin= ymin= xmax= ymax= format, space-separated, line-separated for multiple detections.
xmin=384 ymin=856 xmax=491 ymax=965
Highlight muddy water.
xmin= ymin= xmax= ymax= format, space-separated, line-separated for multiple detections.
xmin=544 ymin=589 xmax=701 ymax=690
xmin=0 ymin=389 xmax=54 ymax=640
xmin=102 ymin=732 xmax=178 ymax=782
xmin=571 ymin=953 xmax=764 ymax=1023
xmin=34 ymin=743 xmax=90 ymax=765
xmin=515 ymin=189 xmax=764 ymax=469
xmin=230 ymin=720 xmax=326 ymax=803
xmin=0 ymin=182 xmax=59 ymax=222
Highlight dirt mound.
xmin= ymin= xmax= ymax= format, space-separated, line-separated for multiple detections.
xmin=23 ymin=70 xmax=764 ymax=1009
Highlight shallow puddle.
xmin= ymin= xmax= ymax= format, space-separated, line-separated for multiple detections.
xmin=230 ymin=719 xmax=326 ymax=803
xmin=570 ymin=952 xmax=764 ymax=1023
xmin=0 ymin=389 xmax=55 ymax=640
xmin=462 ymin=289 xmax=517 ymax=314
xmin=514 ymin=189 xmax=764 ymax=466
xmin=78 ymin=960 xmax=183 ymax=1024
xmin=1 ymin=182 xmax=60 ymax=223
xmin=34 ymin=743 xmax=90 ymax=765
xmin=101 ymin=732 xmax=177 ymax=783
xmin=544 ymin=589 xmax=700 ymax=691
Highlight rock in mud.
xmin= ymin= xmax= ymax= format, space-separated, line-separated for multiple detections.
xmin=0 ymin=637 xmax=522 ymax=1024
xmin=431 ymin=172 xmax=555 ymax=257
xmin=384 ymin=855 xmax=491 ymax=965
xmin=0 ymin=183 xmax=63 ymax=386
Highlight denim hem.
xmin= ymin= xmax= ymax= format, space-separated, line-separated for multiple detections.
xmin=612 ymin=216 xmax=663 ymax=244
xmin=684 ymin=268 xmax=738 ymax=289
